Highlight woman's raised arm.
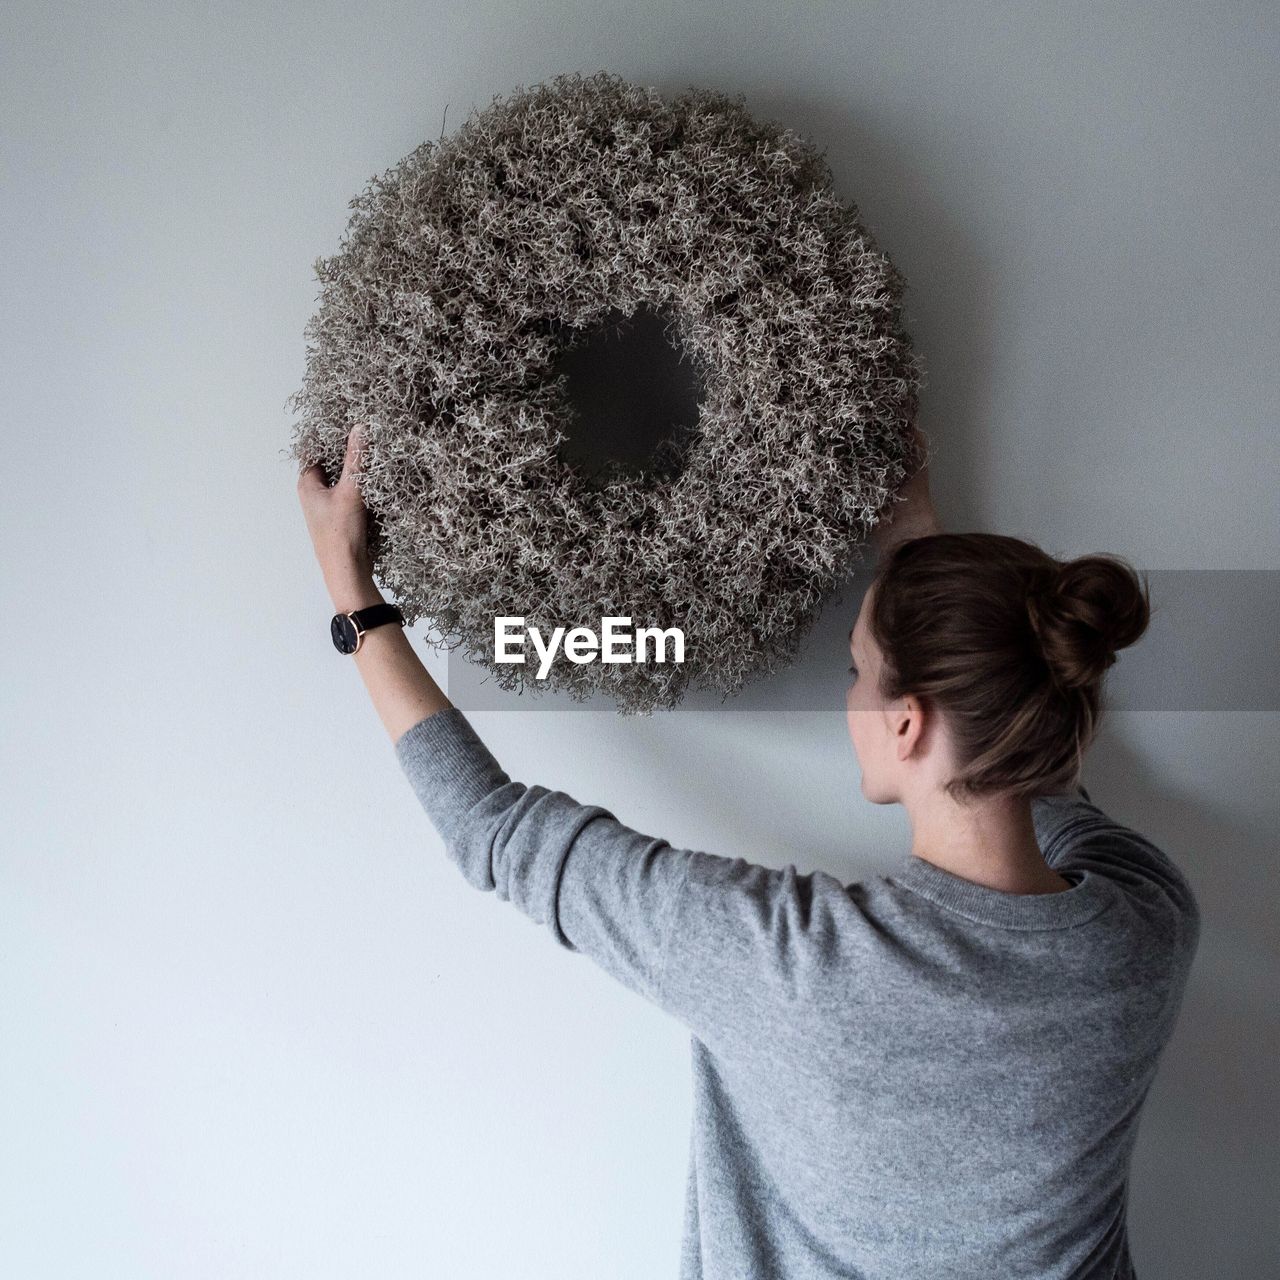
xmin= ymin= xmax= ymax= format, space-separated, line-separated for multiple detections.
xmin=297 ymin=424 xmax=452 ymax=744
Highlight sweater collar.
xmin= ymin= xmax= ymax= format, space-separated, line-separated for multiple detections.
xmin=891 ymin=854 xmax=1115 ymax=929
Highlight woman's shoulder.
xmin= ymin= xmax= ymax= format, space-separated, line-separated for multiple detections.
xmin=1031 ymin=787 xmax=1201 ymax=955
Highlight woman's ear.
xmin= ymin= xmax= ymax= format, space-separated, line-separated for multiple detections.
xmin=893 ymin=694 xmax=929 ymax=763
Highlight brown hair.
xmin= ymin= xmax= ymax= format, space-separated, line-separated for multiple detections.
xmin=866 ymin=533 xmax=1151 ymax=801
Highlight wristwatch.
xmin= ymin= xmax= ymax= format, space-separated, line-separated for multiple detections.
xmin=330 ymin=602 xmax=405 ymax=654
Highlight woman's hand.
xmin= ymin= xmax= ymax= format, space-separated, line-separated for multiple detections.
xmin=297 ymin=424 xmax=378 ymax=604
xmin=870 ymin=420 xmax=942 ymax=555
xmin=298 ymin=423 xmax=451 ymax=738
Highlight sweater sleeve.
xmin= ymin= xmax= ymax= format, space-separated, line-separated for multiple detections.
xmin=393 ymin=707 xmax=698 ymax=1013
xmin=393 ymin=709 xmax=930 ymax=1051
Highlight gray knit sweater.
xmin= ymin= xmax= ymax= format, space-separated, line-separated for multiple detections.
xmin=394 ymin=707 xmax=1200 ymax=1280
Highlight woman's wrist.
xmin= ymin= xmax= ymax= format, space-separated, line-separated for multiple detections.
xmin=325 ymin=562 xmax=384 ymax=614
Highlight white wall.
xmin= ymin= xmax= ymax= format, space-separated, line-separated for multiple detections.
xmin=2 ymin=2 xmax=1276 ymax=1276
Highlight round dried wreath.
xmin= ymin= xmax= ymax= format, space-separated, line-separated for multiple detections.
xmin=286 ymin=70 xmax=924 ymax=714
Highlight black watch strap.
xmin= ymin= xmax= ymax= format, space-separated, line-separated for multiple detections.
xmin=350 ymin=602 xmax=404 ymax=633
xmin=331 ymin=601 xmax=405 ymax=654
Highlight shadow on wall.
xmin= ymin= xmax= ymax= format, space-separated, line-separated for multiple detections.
xmin=549 ymin=302 xmax=705 ymax=486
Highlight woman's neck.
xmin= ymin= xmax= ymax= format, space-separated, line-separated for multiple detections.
xmin=907 ymin=792 xmax=1073 ymax=895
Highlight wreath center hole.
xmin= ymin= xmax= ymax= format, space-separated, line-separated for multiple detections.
xmin=550 ymin=303 xmax=704 ymax=485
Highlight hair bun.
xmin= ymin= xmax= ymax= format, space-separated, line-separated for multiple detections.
xmin=1026 ymin=555 xmax=1151 ymax=691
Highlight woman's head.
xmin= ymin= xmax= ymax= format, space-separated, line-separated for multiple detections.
xmin=845 ymin=533 xmax=1151 ymax=805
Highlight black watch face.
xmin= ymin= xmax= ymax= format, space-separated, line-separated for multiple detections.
xmin=331 ymin=614 xmax=359 ymax=654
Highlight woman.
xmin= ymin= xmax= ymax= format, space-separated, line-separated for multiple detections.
xmin=298 ymin=424 xmax=1200 ymax=1280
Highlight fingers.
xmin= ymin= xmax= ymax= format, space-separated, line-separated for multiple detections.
xmin=906 ymin=420 xmax=932 ymax=471
xmin=295 ymin=424 xmax=368 ymax=493
xmin=296 ymin=460 xmax=329 ymax=493
xmin=339 ymin=423 xmax=367 ymax=485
